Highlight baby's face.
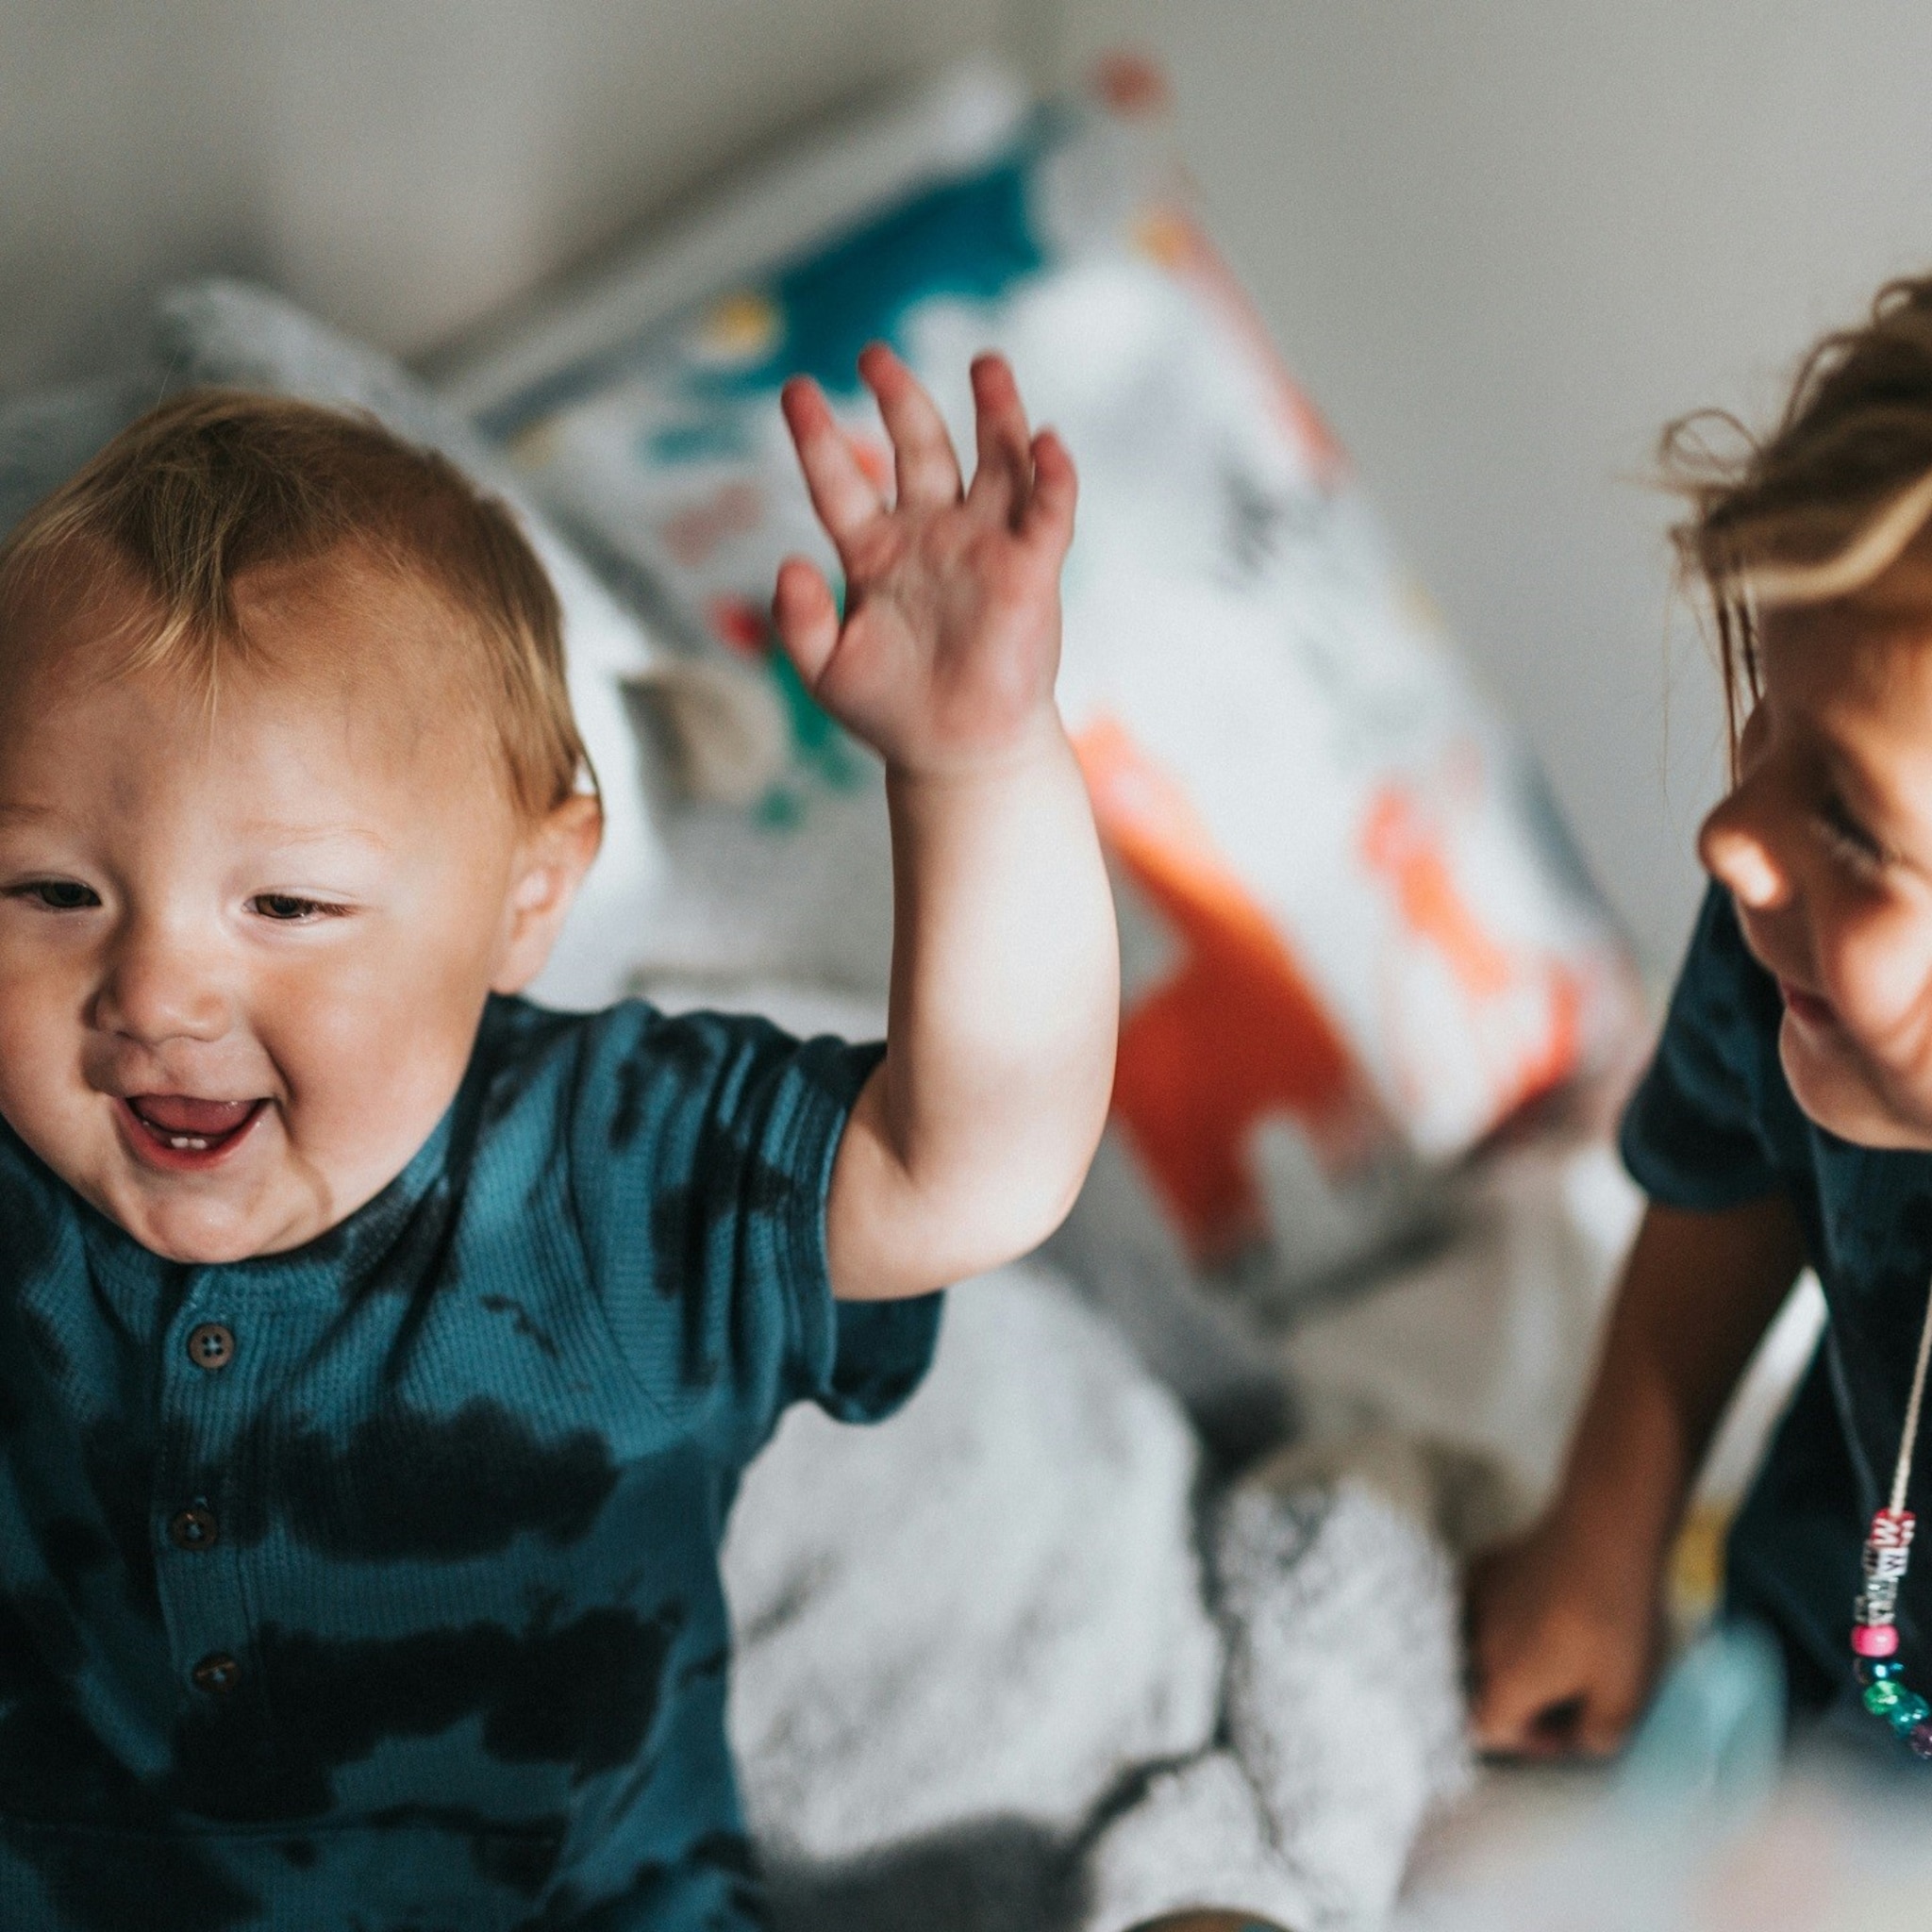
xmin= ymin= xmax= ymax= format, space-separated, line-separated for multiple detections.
xmin=1701 ymin=561 xmax=1932 ymax=1148
xmin=0 ymin=559 xmax=595 ymax=1261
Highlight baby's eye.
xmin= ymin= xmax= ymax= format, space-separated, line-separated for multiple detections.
xmin=1814 ymin=792 xmax=1890 ymax=873
xmin=9 ymin=879 xmax=101 ymax=911
xmin=249 ymin=893 xmax=348 ymax=923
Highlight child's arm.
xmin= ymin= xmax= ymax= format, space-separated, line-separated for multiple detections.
xmin=775 ymin=345 xmax=1118 ymax=1302
xmin=1468 ymin=1193 xmax=1805 ymax=1757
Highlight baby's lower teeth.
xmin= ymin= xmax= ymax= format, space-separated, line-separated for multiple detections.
xmin=167 ymin=1135 xmax=211 ymax=1151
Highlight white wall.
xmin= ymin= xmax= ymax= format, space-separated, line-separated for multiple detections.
xmin=9 ymin=1 xmax=1931 ymax=966
xmin=1050 ymin=0 xmax=1932 ymax=969
xmin=0 ymin=0 xmax=1011 ymax=387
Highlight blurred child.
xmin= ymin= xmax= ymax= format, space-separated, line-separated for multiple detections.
xmin=1471 ymin=275 xmax=1932 ymax=1766
xmin=0 ymin=347 xmax=1116 ymax=1926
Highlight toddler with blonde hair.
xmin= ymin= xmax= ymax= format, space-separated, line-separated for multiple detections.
xmin=0 ymin=349 xmax=1116 ymax=1925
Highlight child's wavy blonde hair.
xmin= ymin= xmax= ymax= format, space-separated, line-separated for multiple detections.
xmin=1665 ymin=274 xmax=1932 ymax=762
xmin=0 ymin=388 xmax=593 ymax=819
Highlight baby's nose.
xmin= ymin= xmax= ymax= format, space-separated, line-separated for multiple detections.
xmin=1698 ymin=796 xmax=1788 ymax=909
xmin=93 ymin=919 xmax=232 ymax=1045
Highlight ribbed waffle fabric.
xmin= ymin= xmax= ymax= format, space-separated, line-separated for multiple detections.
xmin=0 ymin=993 xmax=940 ymax=1930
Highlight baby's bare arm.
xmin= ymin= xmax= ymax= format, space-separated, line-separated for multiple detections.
xmin=774 ymin=347 xmax=1117 ymax=1301
xmin=826 ymin=725 xmax=1116 ymax=1299
xmin=1469 ymin=1194 xmax=1805 ymax=1756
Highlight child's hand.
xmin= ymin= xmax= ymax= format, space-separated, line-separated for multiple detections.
xmin=1466 ymin=1512 xmax=1667 ymax=1759
xmin=773 ymin=344 xmax=1112 ymax=1304
xmin=1469 ymin=1201 xmax=1804 ymax=1760
xmin=774 ymin=344 xmax=1076 ymax=779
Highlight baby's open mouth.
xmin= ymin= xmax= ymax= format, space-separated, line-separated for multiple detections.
xmin=121 ymin=1095 xmax=265 ymax=1168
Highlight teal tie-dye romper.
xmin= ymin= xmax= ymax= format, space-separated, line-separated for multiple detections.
xmin=0 ymin=994 xmax=942 ymax=1930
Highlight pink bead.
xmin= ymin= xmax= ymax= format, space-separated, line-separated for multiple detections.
xmin=1855 ymin=1624 xmax=1901 ymax=1657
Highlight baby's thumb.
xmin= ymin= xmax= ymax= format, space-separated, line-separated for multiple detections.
xmin=771 ymin=556 xmax=841 ymax=689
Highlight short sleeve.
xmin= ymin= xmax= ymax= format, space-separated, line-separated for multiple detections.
xmin=564 ymin=1002 xmax=942 ymax=1459
xmin=1619 ymin=883 xmax=1785 ymax=1211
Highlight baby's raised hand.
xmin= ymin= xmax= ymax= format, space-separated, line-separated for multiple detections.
xmin=774 ymin=344 xmax=1075 ymax=778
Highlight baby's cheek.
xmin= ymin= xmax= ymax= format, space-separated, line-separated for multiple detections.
xmin=0 ymin=959 xmax=72 ymax=1111
xmin=0 ymin=971 xmax=107 ymax=1195
xmin=1824 ymin=896 xmax=1932 ymax=1038
xmin=255 ymin=948 xmax=484 ymax=1163
xmin=1785 ymin=942 xmax=1932 ymax=1147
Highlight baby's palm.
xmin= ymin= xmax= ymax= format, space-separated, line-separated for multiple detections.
xmin=775 ymin=346 xmax=1076 ymax=776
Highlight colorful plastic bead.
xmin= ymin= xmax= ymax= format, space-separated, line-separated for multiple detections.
xmin=1888 ymin=1690 xmax=1931 ymax=1733
xmin=1857 ymin=1656 xmax=1907 ymax=1686
xmin=1854 ymin=1623 xmax=1901 ymax=1657
xmin=1871 ymin=1508 xmax=1917 ymax=1546
xmin=1865 ymin=1679 xmax=1904 ymax=1716
xmin=1910 ymin=1721 xmax=1932 ymax=1762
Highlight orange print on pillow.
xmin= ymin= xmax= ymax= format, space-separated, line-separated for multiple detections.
xmin=1075 ymin=719 xmax=1381 ymax=1266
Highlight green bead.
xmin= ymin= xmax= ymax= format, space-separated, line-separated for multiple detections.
xmin=1865 ymin=1679 xmax=1904 ymax=1716
xmin=1889 ymin=1690 xmax=1932 ymax=1733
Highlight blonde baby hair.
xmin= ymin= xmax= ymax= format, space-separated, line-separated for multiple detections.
xmin=0 ymin=388 xmax=593 ymax=819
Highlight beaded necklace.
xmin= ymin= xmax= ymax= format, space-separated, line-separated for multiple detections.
xmin=1851 ymin=1274 xmax=1932 ymax=1757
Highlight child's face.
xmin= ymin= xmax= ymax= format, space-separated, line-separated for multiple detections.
xmin=0 ymin=558 xmax=598 ymax=1262
xmin=1701 ymin=560 xmax=1932 ymax=1148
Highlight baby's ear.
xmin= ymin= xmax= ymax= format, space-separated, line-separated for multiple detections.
xmin=491 ymin=793 xmax=605 ymax=993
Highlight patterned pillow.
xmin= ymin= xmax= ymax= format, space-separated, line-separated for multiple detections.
xmin=443 ymin=60 xmax=1641 ymax=1307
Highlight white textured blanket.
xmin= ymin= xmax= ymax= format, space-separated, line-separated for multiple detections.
xmin=726 ymin=1265 xmax=1471 ymax=1932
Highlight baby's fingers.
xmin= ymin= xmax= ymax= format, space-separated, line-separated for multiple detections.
xmin=781 ymin=377 xmax=885 ymax=556
xmin=1574 ymin=1682 xmax=1646 ymax=1759
xmin=1020 ymin=429 xmax=1076 ymax=560
xmin=1473 ymin=1644 xmax=1645 ymax=1761
xmin=771 ymin=556 xmax=841 ymax=690
xmin=859 ymin=342 xmax=963 ymax=508
xmin=1472 ymin=1674 xmax=1586 ymax=1758
xmin=1467 ymin=1618 xmax=1591 ymax=1757
xmin=967 ymin=353 xmax=1034 ymax=523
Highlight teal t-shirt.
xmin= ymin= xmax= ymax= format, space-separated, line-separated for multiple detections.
xmin=1621 ymin=884 xmax=1932 ymax=1734
xmin=0 ymin=994 xmax=941 ymax=1930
